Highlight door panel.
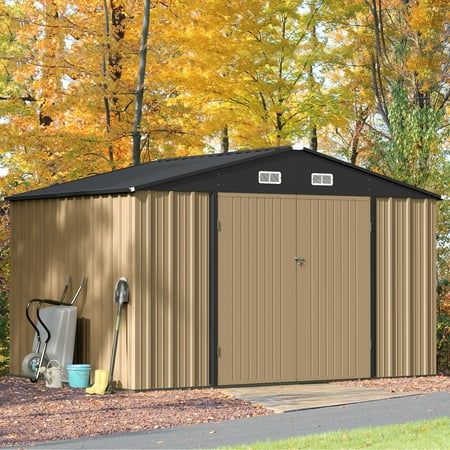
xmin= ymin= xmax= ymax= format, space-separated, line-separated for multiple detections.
xmin=218 ymin=194 xmax=371 ymax=385
xmin=217 ymin=195 xmax=297 ymax=384
xmin=295 ymin=198 xmax=371 ymax=380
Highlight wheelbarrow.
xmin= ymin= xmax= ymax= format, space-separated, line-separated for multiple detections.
xmin=22 ymin=276 xmax=86 ymax=382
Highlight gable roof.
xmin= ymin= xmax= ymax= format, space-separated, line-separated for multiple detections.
xmin=6 ymin=145 xmax=440 ymax=201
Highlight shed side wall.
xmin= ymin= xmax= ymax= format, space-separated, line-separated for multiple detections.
xmin=10 ymin=191 xmax=209 ymax=390
xmin=376 ymin=198 xmax=437 ymax=377
xmin=10 ymin=196 xmax=137 ymax=388
xmin=131 ymin=191 xmax=209 ymax=389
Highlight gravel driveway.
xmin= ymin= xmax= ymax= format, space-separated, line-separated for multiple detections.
xmin=0 ymin=376 xmax=268 ymax=448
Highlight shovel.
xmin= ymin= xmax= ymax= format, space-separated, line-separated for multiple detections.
xmin=106 ymin=277 xmax=129 ymax=393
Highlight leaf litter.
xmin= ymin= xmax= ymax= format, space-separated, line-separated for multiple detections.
xmin=0 ymin=376 xmax=268 ymax=448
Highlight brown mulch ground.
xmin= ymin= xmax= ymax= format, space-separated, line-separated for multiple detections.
xmin=0 ymin=376 xmax=269 ymax=448
xmin=333 ymin=375 xmax=450 ymax=393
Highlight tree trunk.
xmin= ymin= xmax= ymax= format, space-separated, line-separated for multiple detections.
xmin=350 ymin=123 xmax=362 ymax=165
xmin=102 ymin=0 xmax=114 ymax=169
xmin=109 ymin=0 xmax=126 ymax=116
xmin=368 ymin=1 xmax=390 ymax=131
xmin=309 ymin=125 xmax=318 ymax=151
xmin=132 ymin=0 xmax=151 ymax=166
xmin=40 ymin=0 xmax=59 ymax=177
xmin=220 ymin=126 xmax=229 ymax=153
xmin=308 ymin=23 xmax=318 ymax=151
xmin=39 ymin=0 xmax=58 ymax=129
xmin=276 ymin=112 xmax=283 ymax=143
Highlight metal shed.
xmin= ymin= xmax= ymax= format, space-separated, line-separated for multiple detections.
xmin=7 ymin=146 xmax=439 ymax=389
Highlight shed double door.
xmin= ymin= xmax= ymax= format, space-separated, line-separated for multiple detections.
xmin=217 ymin=193 xmax=371 ymax=385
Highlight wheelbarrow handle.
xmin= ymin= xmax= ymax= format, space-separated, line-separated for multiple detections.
xmin=35 ymin=302 xmax=52 ymax=345
xmin=70 ymin=275 xmax=86 ymax=305
xmin=26 ymin=298 xmax=62 ymax=346
xmin=58 ymin=275 xmax=70 ymax=304
xmin=25 ymin=299 xmax=43 ymax=349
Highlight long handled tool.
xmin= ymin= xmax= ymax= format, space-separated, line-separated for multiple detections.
xmin=106 ymin=277 xmax=129 ymax=393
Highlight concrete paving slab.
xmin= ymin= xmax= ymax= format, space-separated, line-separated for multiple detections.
xmin=221 ymin=383 xmax=416 ymax=412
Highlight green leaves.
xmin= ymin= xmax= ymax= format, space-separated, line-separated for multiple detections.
xmin=370 ymin=82 xmax=446 ymax=188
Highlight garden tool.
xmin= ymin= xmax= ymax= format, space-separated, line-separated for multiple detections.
xmin=22 ymin=276 xmax=86 ymax=382
xmin=106 ymin=278 xmax=129 ymax=393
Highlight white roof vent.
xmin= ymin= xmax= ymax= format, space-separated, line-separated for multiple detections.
xmin=311 ymin=173 xmax=333 ymax=186
xmin=258 ymin=171 xmax=282 ymax=185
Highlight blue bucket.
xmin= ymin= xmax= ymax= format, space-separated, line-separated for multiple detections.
xmin=66 ymin=364 xmax=91 ymax=388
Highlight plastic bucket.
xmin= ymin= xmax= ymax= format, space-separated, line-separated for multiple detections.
xmin=66 ymin=364 xmax=91 ymax=388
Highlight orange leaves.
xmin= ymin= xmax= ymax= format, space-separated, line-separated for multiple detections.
xmin=0 ymin=0 xmax=448 ymax=198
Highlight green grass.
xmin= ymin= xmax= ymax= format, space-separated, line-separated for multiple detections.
xmin=229 ymin=417 xmax=450 ymax=449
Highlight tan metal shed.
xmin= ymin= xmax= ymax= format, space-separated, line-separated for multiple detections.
xmin=7 ymin=146 xmax=439 ymax=389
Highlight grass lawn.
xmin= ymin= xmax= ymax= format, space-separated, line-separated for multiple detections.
xmin=231 ymin=417 xmax=450 ymax=449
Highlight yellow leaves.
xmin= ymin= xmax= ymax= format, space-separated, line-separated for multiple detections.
xmin=409 ymin=0 xmax=448 ymax=37
xmin=0 ymin=0 xmax=447 ymax=200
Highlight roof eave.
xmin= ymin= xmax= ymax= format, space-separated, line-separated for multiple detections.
xmin=6 ymin=187 xmax=131 ymax=201
xmin=301 ymin=148 xmax=441 ymax=200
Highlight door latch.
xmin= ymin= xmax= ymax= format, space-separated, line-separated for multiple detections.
xmin=294 ymin=256 xmax=306 ymax=266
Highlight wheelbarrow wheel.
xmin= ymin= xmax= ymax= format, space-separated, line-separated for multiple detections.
xmin=22 ymin=352 xmax=47 ymax=381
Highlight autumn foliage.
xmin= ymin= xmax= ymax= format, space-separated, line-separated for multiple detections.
xmin=0 ymin=1 xmax=448 ymax=372
xmin=0 ymin=1 xmax=448 ymax=185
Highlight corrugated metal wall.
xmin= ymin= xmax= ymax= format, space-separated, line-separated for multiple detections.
xmin=131 ymin=191 xmax=209 ymax=389
xmin=10 ymin=191 xmax=437 ymax=387
xmin=10 ymin=191 xmax=209 ymax=389
xmin=377 ymin=198 xmax=437 ymax=377
xmin=10 ymin=195 xmax=137 ymax=388
xmin=218 ymin=194 xmax=371 ymax=385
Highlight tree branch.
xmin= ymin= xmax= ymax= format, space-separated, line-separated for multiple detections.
xmin=0 ymin=95 xmax=36 ymax=102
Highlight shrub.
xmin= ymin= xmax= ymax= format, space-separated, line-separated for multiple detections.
xmin=437 ymin=312 xmax=450 ymax=374
xmin=437 ymin=278 xmax=450 ymax=374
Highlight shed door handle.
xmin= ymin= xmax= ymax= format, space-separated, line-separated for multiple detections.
xmin=294 ymin=256 xmax=306 ymax=266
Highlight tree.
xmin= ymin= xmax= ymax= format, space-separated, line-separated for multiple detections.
xmin=369 ymin=83 xmax=447 ymax=186
xmin=0 ymin=0 xmax=447 ymax=181
xmin=163 ymin=0 xmax=344 ymax=150
xmin=131 ymin=0 xmax=151 ymax=165
xmin=365 ymin=0 xmax=448 ymax=166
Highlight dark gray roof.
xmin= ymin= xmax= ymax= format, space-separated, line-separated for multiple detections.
xmin=7 ymin=146 xmax=291 ymax=201
xmin=6 ymin=145 xmax=440 ymax=201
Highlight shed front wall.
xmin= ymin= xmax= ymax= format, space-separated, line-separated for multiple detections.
xmin=10 ymin=191 xmax=209 ymax=390
xmin=218 ymin=193 xmax=371 ymax=385
xmin=377 ymin=198 xmax=436 ymax=377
